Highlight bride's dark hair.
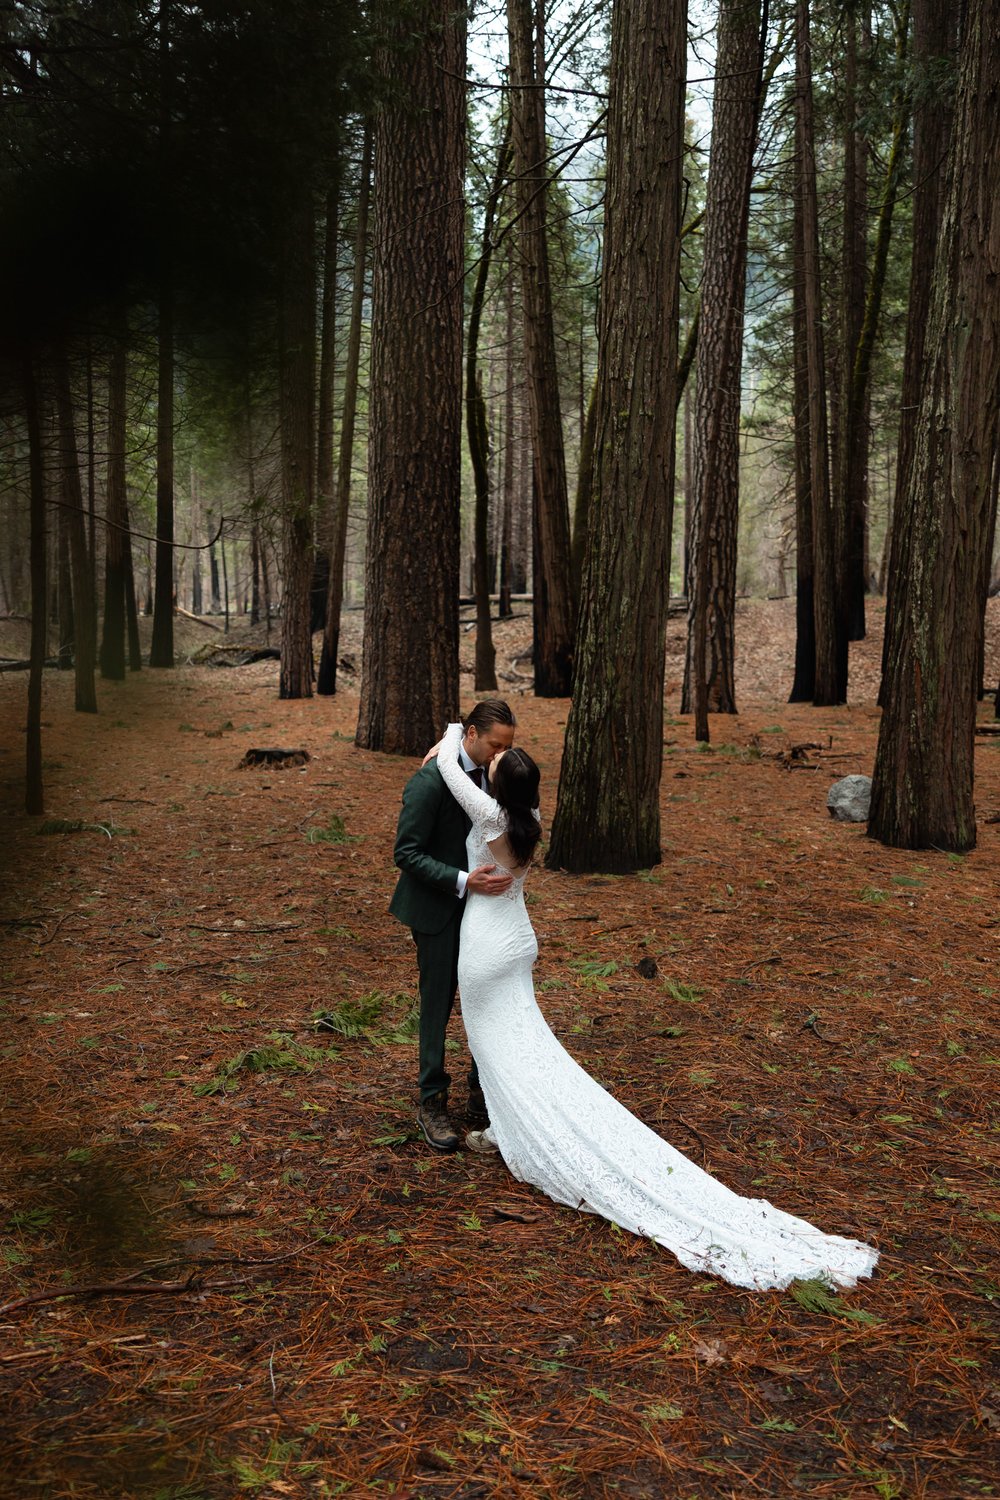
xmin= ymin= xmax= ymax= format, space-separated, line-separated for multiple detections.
xmin=492 ymin=749 xmax=541 ymax=866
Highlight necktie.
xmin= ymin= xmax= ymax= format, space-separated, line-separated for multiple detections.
xmin=467 ymin=765 xmax=484 ymax=789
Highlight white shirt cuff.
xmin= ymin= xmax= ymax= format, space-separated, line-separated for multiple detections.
xmin=456 ymin=870 xmax=469 ymax=898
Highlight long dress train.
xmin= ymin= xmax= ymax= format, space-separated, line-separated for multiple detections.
xmin=437 ymin=724 xmax=878 ymax=1292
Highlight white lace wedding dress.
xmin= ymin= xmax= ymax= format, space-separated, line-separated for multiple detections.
xmin=437 ymin=724 xmax=878 ymax=1292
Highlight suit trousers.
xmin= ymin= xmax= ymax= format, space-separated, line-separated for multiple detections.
xmin=415 ymin=910 xmax=480 ymax=1102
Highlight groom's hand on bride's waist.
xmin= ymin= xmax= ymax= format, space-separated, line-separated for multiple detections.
xmin=466 ymin=863 xmax=513 ymax=896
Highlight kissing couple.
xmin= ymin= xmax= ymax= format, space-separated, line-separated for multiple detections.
xmin=390 ymin=700 xmax=878 ymax=1292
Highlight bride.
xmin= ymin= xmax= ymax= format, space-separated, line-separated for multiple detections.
xmin=432 ymin=720 xmax=878 ymax=1293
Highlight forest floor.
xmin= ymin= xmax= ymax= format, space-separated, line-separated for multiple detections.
xmin=1 ymin=599 xmax=998 ymax=1500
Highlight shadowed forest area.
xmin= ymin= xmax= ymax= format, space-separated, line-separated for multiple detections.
xmin=2 ymin=0 xmax=1000 ymax=1494
xmin=1 ymin=607 xmax=999 ymax=1497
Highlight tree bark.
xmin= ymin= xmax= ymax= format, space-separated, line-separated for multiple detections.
xmin=52 ymin=353 xmax=97 ymax=713
xmin=837 ymin=7 xmax=869 ymax=647
xmin=319 ymin=125 xmax=372 ymax=696
xmin=507 ymin=0 xmax=576 ymax=697
xmin=869 ymin=0 xmax=1000 ymax=852
xmin=100 ymin=334 xmax=128 ymax=680
xmin=683 ymin=0 xmax=767 ymax=729
xmin=149 ymin=276 xmax=175 ymax=667
xmin=499 ymin=259 xmax=516 ymax=618
xmin=277 ymin=187 xmax=317 ymax=699
xmin=316 ymin=183 xmax=339 ymax=566
xmin=124 ymin=516 xmax=141 ymax=672
xmin=357 ymin=4 xmax=466 ymax=753
xmin=795 ymin=0 xmax=843 ymax=706
xmin=546 ymin=0 xmax=686 ymax=873
xmin=839 ymin=6 xmax=910 ymax=658
xmin=56 ymin=501 xmax=74 ymax=671
xmin=880 ymin=0 xmax=955 ymax=704
xmin=467 ymin=123 xmax=512 ymax=693
xmin=788 ymin=166 xmax=816 ymax=702
xmin=23 ymin=354 xmax=46 ymax=815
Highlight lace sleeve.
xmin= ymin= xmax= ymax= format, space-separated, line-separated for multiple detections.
xmin=437 ymin=723 xmax=500 ymax=827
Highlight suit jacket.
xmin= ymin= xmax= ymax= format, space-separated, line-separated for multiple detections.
xmin=389 ymin=759 xmax=471 ymax=935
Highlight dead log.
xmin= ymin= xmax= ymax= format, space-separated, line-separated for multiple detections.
xmin=176 ymin=606 xmax=223 ymax=632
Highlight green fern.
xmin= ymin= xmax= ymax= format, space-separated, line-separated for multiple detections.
xmin=313 ymin=992 xmax=418 ymax=1043
xmin=789 ymin=1277 xmax=879 ymax=1324
xmin=194 ymin=1033 xmax=328 ymax=1096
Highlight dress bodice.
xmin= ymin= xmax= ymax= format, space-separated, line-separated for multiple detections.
xmin=436 ymin=723 xmax=532 ymax=900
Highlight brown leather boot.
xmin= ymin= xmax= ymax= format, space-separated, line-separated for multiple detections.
xmin=417 ymin=1091 xmax=459 ymax=1152
xmin=467 ymin=1085 xmax=489 ymax=1125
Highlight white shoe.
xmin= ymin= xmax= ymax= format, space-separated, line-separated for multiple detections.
xmin=465 ymin=1127 xmax=499 ymax=1155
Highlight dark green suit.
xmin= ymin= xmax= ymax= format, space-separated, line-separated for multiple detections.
xmin=390 ymin=759 xmax=478 ymax=1102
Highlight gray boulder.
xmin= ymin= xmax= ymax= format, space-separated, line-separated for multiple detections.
xmin=827 ymin=774 xmax=872 ymax=822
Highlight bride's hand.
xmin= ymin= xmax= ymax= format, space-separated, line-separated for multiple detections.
xmin=421 ymin=740 xmax=442 ymax=766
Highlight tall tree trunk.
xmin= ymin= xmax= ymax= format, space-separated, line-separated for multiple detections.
xmin=869 ymin=0 xmax=1000 ymax=852
xmin=150 ymin=0 xmax=174 ymax=667
xmin=250 ymin=522 xmax=260 ymax=625
xmin=546 ymin=0 xmax=686 ymax=873
xmin=981 ymin=457 xmax=999 ymax=695
xmin=499 ymin=262 xmax=516 ymax=618
xmin=85 ymin=340 xmax=97 ymax=624
xmin=261 ymin=535 xmax=272 ymax=640
xmin=56 ymin=502 xmax=74 ymax=670
xmin=319 ymin=125 xmax=372 ymax=695
xmin=571 ymin=378 xmax=597 ymax=597
xmin=683 ymin=0 xmax=767 ymax=731
xmin=124 ymin=516 xmax=141 ymax=672
xmin=52 ymin=354 xmax=97 ymax=713
xmin=316 ymin=183 xmax=339 ymax=565
xmin=220 ymin=520 xmax=230 ymax=634
xmin=23 ymin=354 xmax=46 ymax=816
xmin=210 ymin=527 xmax=221 ymax=611
xmin=357 ymin=4 xmax=466 ymax=752
xmin=149 ymin=278 xmax=175 ymax=667
xmin=507 ymin=0 xmax=576 ymax=696
xmin=788 ymin=172 xmax=816 ymax=701
xmin=100 ymin=335 xmax=128 ymax=680
xmin=190 ymin=465 xmax=203 ymax=615
xmin=840 ymin=5 xmax=910 ymax=656
xmin=278 ymin=188 xmax=317 ymax=699
xmin=795 ymin=0 xmax=843 ymax=705
xmin=880 ymin=0 xmax=955 ymax=703
xmin=467 ymin=123 xmax=511 ymax=693
xmin=837 ymin=7 xmax=869 ymax=646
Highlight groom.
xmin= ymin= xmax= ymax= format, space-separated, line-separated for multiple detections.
xmin=390 ymin=700 xmax=516 ymax=1151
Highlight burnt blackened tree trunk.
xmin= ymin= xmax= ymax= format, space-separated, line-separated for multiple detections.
xmin=683 ymin=0 xmax=767 ymax=731
xmin=507 ymin=0 xmax=576 ymax=697
xmin=869 ymin=0 xmax=1000 ymax=852
xmin=357 ymin=4 xmax=466 ymax=753
xmin=546 ymin=0 xmax=686 ymax=873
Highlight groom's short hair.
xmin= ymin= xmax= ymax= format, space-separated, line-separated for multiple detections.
xmin=463 ymin=699 xmax=516 ymax=734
